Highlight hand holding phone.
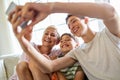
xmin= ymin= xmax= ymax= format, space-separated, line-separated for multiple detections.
xmin=6 ymin=1 xmax=28 ymax=28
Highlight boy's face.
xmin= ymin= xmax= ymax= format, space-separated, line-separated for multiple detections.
xmin=67 ymin=16 xmax=86 ymax=37
xmin=60 ymin=35 xmax=77 ymax=54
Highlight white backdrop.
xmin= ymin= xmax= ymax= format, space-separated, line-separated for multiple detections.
xmin=0 ymin=0 xmax=119 ymax=56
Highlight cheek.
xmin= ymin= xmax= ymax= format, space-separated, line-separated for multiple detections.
xmin=41 ymin=36 xmax=45 ymax=42
xmin=52 ymin=38 xmax=58 ymax=44
xmin=71 ymin=42 xmax=77 ymax=48
xmin=68 ymin=43 xmax=73 ymax=48
xmin=69 ymin=30 xmax=73 ymax=34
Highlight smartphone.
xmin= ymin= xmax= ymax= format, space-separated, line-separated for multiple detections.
xmin=6 ymin=1 xmax=28 ymax=28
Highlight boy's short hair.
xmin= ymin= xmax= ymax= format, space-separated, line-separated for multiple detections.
xmin=65 ymin=14 xmax=85 ymax=24
xmin=60 ymin=33 xmax=79 ymax=43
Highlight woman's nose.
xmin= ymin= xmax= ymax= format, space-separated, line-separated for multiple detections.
xmin=47 ymin=34 xmax=51 ymax=38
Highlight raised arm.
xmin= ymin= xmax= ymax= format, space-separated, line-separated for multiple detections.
xmin=22 ymin=2 xmax=120 ymax=37
xmin=21 ymin=36 xmax=75 ymax=73
xmin=8 ymin=5 xmax=75 ymax=74
xmin=52 ymin=2 xmax=120 ymax=37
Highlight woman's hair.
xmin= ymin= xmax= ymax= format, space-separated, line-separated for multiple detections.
xmin=60 ymin=33 xmax=79 ymax=43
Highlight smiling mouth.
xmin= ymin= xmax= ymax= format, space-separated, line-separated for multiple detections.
xmin=44 ymin=39 xmax=51 ymax=43
xmin=72 ymin=26 xmax=79 ymax=34
xmin=62 ymin=44 xmax=69 ymax=48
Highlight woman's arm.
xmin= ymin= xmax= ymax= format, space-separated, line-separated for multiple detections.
xmin=21 ymin=36 xmax=76 ymax=73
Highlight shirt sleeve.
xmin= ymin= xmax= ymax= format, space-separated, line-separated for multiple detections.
xmin=65 ymin=49 xmax=78 ymax=61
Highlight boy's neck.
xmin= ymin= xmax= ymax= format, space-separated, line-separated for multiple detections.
xmin=82 ymin=28 xmax=96 ymax=43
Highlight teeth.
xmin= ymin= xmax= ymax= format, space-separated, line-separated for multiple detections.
xmin=62 ymin=44 xmax=68 ymax=48
xmin=74 ymin=29 xmax=77 ymax=33
xmin=73 ymin=28 xmax=77 ymax=33
xmin=45 ymin=39 xmax=51 ymax=43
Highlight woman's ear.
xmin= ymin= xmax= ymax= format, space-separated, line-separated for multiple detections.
xmin=84 ymin=17 xmax=89 ymax=24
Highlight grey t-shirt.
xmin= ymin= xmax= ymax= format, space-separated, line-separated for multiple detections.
xmin=66 ymin=28 xmax=120 ymax=80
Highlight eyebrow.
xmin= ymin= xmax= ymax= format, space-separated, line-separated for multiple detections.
xmin=67 ymin=18 xmax=75 ymax=24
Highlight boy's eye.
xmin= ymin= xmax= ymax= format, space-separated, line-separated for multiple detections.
xmin=60 ymin=41 xmax=63 ymax=43
xmin=72 ymin=19 xmax=77 ymax=23
xmin=66 ymin=39 xmax=71 ymax=41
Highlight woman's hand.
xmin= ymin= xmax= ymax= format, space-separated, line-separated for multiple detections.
xmin=8 ymin=6 xmax=23 ymax=35
xmin=8 ymin=5 xmax=33 ymax=41
xmin=21 ymin=2 xmax=53 ymax=26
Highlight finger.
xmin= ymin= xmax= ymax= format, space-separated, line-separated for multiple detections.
xmin=9 ymin=6 xmax=22 ymax=22
xmin=23 ymin=26 xmax=33 ymax=41
xmin=26 ymin=25 xmax=33 ymax=33
xmin=8 ymin=11 xmax=15 ymax=22
xmin=21 ymin=3 xmax=34 ymax=21
xmin=29 ymin=13 xmax=48 ymax=26
xmin=19 ymin=25 xmax=31 ymax=37
xmin=11 ymin=11 xmax=21 ymax=24
xmin=13 ymin=17 xmax=23 ymax=34
xmin=15 ymin=5 xmax=23 ymax=13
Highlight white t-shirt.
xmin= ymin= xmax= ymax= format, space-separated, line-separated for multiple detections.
xmin=67 ymin=28 xmax=120 ymax=80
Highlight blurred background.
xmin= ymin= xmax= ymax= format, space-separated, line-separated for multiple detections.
xmin=0 ymin=0 xmax=120 ymax=56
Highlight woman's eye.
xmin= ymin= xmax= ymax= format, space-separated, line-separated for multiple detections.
xmin=45 ymin=33 xmax=48 ymax=35
xmin=51 ymin=34 xmax=55 ymax=37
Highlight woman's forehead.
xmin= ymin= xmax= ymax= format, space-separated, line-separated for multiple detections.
xmin=45 ymin=27 xmax=57 ymax=32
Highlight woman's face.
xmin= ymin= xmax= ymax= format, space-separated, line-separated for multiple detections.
xmin=42 ymin=27 xmax=59 ymax=48
xmin=67 ymin=16 xmax=87 ymax=37
xmin=60 ymin=35 xmax=77 ymax=54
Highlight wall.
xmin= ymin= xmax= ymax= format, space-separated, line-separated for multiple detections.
xmin=0 ymin=0 xmax=22 ymax=56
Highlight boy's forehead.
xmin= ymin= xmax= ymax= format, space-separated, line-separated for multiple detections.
xmin=61 ymin=35 xmax=70 ymax=38
xmin=61 ymin=35 xmax=74 ymax=41
xmin=67 ymin=16 xmax=79 ymax=24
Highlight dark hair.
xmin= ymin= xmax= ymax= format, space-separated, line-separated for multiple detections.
xmin=65 ymin=14 xmax=73 ymax=24
xmin=60 ymin=33 xmax=79 ymax=43
xmin=65 ymin=14 xmax=85 ymax=24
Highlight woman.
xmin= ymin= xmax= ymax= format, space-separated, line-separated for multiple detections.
xmin=9 ymin=25 xmax=61 ymax=80
xmin=8 ymin=8 xmax=61 ymax=80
